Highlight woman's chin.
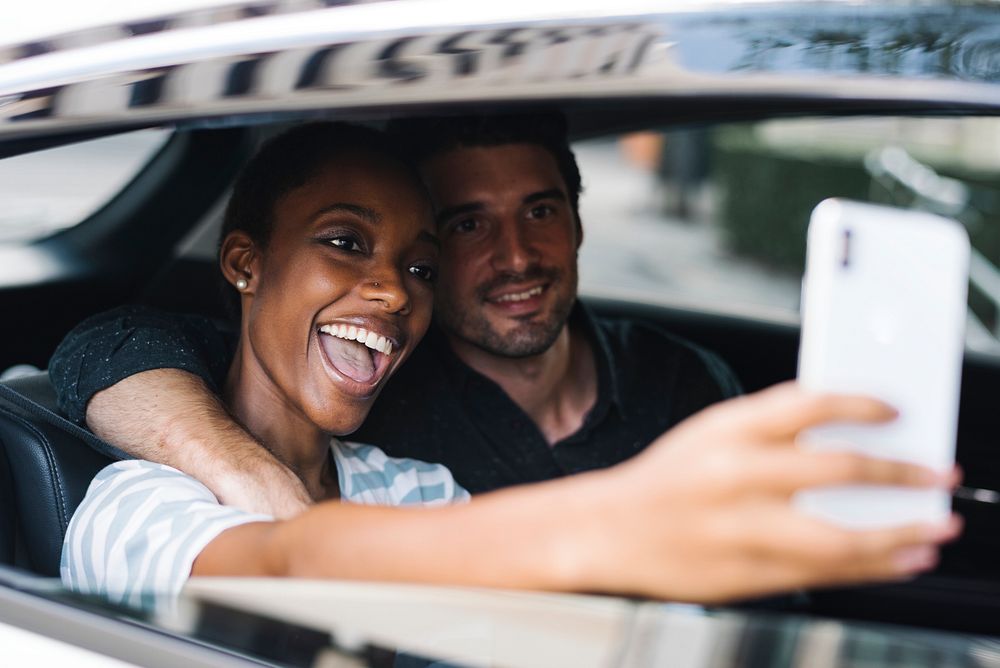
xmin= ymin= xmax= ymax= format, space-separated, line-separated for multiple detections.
xmin=307 ymin=330 xmax=399 ymax=434
xmin=308 ymin=398 xmax=372 ymax=437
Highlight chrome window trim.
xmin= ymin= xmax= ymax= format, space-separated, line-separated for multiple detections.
xmin=0 ymin=575 xmax=263 ymax=667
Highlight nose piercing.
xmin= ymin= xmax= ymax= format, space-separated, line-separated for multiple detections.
xmin=373 ymin=281 xmax=380 ymax=287
xmin=236 ymin=278 xmax=248 ymax=290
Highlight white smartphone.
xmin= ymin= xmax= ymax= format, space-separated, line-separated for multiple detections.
xmin=795 ymin=199 xmax=970 ymax=529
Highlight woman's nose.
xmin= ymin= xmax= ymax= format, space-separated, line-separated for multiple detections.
xmin=359 ymin=271 xmax=411 ymax=314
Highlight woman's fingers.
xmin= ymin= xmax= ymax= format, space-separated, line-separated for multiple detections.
xmin=747 ymin=450 xmax=953 ymax=495
xmin=626 ymin=383 xmax=968 ymax=602
xmin=744 ymin=513 xmax=963 ymax=592
xmin=720 ymin=382 xmax=897 ymax=440
xmin=817 ymin=515 xmax=962 ymax=582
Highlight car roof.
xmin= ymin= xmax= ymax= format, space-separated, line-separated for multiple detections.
xmin=2 ymin=0 xmax=1000 ymax=147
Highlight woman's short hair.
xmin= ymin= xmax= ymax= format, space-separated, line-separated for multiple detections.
xmin=220 ymin=122 xmax=412 ymax=250
xmin=218 ymin=122 xmax=418 ymax=315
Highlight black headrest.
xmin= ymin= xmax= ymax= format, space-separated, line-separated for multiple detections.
xmin=0 ymin=372 xmax=113 ymax=576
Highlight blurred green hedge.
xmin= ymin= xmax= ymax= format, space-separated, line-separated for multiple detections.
xmin=711 ymin=125 xmax=1000 ymax=275
xmin=712 ymin=127 xmax=874 ymax=273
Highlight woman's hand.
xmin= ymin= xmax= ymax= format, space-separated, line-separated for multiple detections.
xmin=580 ymin=382 xmax=961 ymax=603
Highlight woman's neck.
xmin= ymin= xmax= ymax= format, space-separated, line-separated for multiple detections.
xmin=223 ymin=340 xmax=338 ymax=501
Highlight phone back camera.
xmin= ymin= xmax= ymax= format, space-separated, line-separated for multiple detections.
xmin=841 ymin=228 xmax=852 ymax=268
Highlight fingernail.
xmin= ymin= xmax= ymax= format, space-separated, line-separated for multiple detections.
xmin=894 ymin=546 xmax=938 ymax=572
xmin=943 ymin=514 xmax=964 ymax=540
xmin=921 ymin=517 xmax=960 ymax=542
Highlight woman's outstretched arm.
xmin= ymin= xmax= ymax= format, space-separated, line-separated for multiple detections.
xmin=193 ymin=383 xmax=961 ymax=604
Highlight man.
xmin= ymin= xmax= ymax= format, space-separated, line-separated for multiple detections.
xmin=51 ymin=113 xmax=738 ymax=515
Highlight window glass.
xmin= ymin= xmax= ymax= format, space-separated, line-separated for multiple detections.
xmin=574 ymin=117 xmax=1000 ymax=354
xmin=0 ymin=129 xmax=170 ymax=244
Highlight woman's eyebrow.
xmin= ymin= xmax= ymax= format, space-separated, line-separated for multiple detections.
xmin=313 ymin=203 xmax=382 ymax=224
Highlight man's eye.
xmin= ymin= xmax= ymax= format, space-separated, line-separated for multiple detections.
xmin=328 ymin=236 xmax=363 ymax=252
xmin=454 ymin=218 xmax=479 ymax=233
xmin=408 ymin=264 xmax=437 ymax=283
xmin=528 ymin=204 xmax=554 ymax=219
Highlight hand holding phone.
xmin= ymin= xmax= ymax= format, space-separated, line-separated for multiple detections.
xmin=795 ymin=199 xmax=969 ymax=528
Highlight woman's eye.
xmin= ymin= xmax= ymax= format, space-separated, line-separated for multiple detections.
xmin=408 ymin=264 xmax=438 ymax=283
xmin=328 ymin=236 xmax=363 ymax=252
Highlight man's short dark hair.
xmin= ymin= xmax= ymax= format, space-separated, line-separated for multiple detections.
xmin=387 ymin=112 xmax=583 ymax=218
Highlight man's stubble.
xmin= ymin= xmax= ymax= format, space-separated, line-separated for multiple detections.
xmin=436 ymin=264 xmax=578 ymax=359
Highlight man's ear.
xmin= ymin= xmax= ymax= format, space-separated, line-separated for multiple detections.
xmin=575 ymin=215 xmax=584 ymax=251
xmin=220 ymin=231 xmax=259 ymax=294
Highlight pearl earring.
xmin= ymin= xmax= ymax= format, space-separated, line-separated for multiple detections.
xmin=236 ymin=278 xmax=248 ymax=290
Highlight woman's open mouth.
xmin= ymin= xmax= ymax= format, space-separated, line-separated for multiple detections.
xmin=317 ymin=323 xmax=397 ymax=388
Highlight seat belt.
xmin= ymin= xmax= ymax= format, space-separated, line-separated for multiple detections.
xmin=0 ymin=383 xmax=128 ymax=461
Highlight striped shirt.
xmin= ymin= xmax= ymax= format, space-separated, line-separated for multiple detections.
xmin=61 ymin=439 xmax=469 ymax=608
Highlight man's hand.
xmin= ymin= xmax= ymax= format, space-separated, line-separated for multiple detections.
xmin=581 ymin=382 xmax=961 ymax=603
xmin=87 ymin=369 xmax=311 ymax=518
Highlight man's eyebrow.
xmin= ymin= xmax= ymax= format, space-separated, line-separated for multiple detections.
xmin=418 ymin=230 xmax=441 ymax=248
xmin=435 ymin=202 xmax=483 ymax=227
xmin=523 ymin=188 xmax=567 ymax=205
xmin=434 ymin=189 xmax=568 ymax=226
xmin=313 ymin=203 xmax=382 ymax=224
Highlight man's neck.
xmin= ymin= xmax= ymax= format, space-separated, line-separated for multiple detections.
xmin=448 ymin=324 xmax=598 ymax=445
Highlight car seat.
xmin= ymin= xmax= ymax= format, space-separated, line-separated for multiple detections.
xmin=0 ymin=428 xmax=14 ymax=567
xmin=0 ymin=371 xmax=113 ymax=576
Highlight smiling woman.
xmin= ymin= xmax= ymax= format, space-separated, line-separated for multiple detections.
xmin=216 ymin=124 xmax=437 ymax=441
xmin=61 ymin=123 xmax=466 ymax=602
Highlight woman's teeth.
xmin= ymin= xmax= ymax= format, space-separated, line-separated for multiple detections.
xmin=494 ymin=286 xmax=544 ymax=303
xmin=319 ymin=324 xmax=393 ymax=355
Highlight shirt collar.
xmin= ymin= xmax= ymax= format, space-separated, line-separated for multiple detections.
xmin=573 ymin=300 xmax=628 ymax=421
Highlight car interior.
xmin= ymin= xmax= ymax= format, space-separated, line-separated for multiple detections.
xmin=2 ymin=98 xmax=1000 ymax=636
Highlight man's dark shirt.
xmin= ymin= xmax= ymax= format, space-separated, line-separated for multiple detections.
xmin=50 ymin=303 xmax=741 ymax=494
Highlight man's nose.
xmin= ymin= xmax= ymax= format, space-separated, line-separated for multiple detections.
xmin=491 ymin=221 xmax=538 ymax=274
xmin=359 ymin=270 xmax=411 ymax=314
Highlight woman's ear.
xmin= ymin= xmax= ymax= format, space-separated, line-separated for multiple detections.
xmin=220 ymin=231 xmax=259 ymax=295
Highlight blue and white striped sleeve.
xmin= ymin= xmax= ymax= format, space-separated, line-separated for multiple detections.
xmin=336 ymin=442 xmax=470 ymax=506
xmin=61 ymin=461 xmax=272 ymax=608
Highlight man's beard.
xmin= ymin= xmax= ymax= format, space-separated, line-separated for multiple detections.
xmin=439 ymin=266 xmax=577 ymax=359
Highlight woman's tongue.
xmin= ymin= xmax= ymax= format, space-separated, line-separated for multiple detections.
xmin=320 ymin=334 xmax=376 ymax=383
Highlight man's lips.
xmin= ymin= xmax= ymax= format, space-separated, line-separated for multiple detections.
xmin=484 ymin=282 xmax=549 ymax=306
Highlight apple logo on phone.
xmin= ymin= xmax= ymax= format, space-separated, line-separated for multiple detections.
xmin=869 ymin=311 xmax=897 ymax=346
